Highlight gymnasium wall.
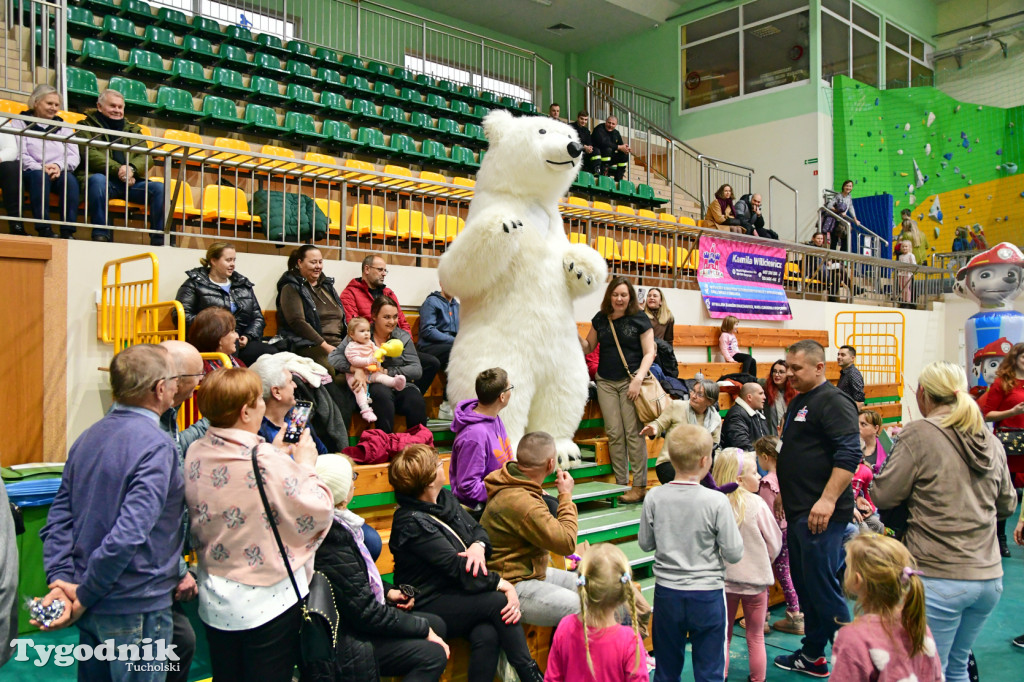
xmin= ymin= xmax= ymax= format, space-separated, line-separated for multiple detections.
xmin=832 ymin=74 xmax=1023 ymax=249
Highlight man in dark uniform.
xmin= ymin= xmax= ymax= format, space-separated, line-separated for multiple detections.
xmin=569 ymin=111 xmax=600 ymax=176
xmin=591 ymin=116 xmax=631 ymax=181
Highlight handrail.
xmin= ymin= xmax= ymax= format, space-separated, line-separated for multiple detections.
xmin=696 ymin=154 xmax=756 ymax=174
xmin=587 ymin=71 xmax=675 ymax=103
xmin=818 ymin=206 xmax=852 ymax=251
xmin=768 ymin=175 xmax=799 ymax=242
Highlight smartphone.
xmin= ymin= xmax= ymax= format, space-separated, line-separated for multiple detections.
xmin=282 ymin=400 xmax=313 ymax=444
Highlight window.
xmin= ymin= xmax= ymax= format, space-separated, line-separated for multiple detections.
xmin=680 ymin=2 xmax=809 ymax=110
xmin=883 ymin=21 xmax=931 ymax=89
xmin=821 ymin=12 xmax=850 ymax=82
xmin=851 ymin=31 xmax=879 ymax=86
xmin=404 ymin=56 xmax=533 ymax=102
xmin=821 ymin=1 xmax=883 ymax=86
xmin=201 ymin=1 xmax=295 ymax=38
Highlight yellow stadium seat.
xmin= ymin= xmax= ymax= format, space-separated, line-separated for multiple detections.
xmin=211 ymin=137 xmax=254 ymax=166
xmin=416 ymin=170 xmax=448 ymax=193
xmin=620 ymin=239 xmax=646 ymax=264
xmin=148 ymin=178 xmax=201 ymax=219
xmin=136 ymin=124 xmax=155 ymax=149
xmin=378 ymin=164 xmax=416 ymax=190
xmin=675 ymin=246 xmax=691 ymax=269
xmin=677 ymin=215 xmax=697 ymax=227
xmin=591 ymin=201 xmax=613 ymax=214
xmin=341 ymin=158 xmax=376 ymax=182
xmin=348 ymin=203 xmax=394 ymax=237
xmin=637 ymin=208 xmax=658 ymax=224
xmin=201 ymin=185 xmax=259 ymax=225
xmin=315 ymin=198 xmax=344 ymax=235
xmin=58 ymin=110 xmax=87 ymax=125
xmin=593 ymin=236 xmax=622 ymax=261
xmin=568 ymin=232 xmax=587 ymax=244
xmin=615 ymin=205 xmax=636 ymax=217
xmin=450 ymin=176 xmax=475 ymax=199
xmin=156 ymin=129 xmax=207 ymax=158
xmin=302 ymin=152 xmax=341 ymax=179
xmin=0 ymin=99 xmax=23 ymax=115
xmin=258 ymin=145 xmax=299 ymax=172
xmin=394 ymin=209 xmax=434 ymax=241
xmin=108 ymin=176 xmax=163 ymax=214
xmin=563 ymin=196 xmax=589 ymax=217
xmin=657 ymin=213 xmax=678 ymax=225
xmin=433 ymin=214 xmax=465 ymax=243
xmin=646 ymin=243 xmax=671 ymax=268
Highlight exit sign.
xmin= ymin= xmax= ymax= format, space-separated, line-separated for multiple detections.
xmin=804 ymin=158 xmax=818 ymax=165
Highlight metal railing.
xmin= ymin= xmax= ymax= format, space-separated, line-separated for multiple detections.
xmin=0 ymin=114 xmax=951 ymax=311
xmin=834 ymin=311 xmax=906 ymax=391
xmin=585 ymin=72 xmax=673 ymax=132
xmin=99 ymin=252 xmax=160 ymax=350
xmin=817 ymin=206 xmax=853 ymax=252
xmin=2 ymin=0 xmax=65 ymax=101
xmin=132 ymin=300 xmax=185 ymax=346
xmin=768 ymin=175 xmax=799 ymax=242
xmin=699 ymin=155 xmax=754 ymax=219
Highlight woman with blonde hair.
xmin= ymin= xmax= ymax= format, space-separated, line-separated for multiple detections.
xmin=872 ymin=361 xmax=1017 ymax=682
xmin=898 ymin=216 xmax=930 ymax=265
xmin=641 ymin=288 xmax=674 ymax=345
xmin=544 ymin=543 xmax=646 ymax=682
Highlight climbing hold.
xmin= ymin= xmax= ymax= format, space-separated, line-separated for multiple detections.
xmin=977 ymin=105 xmax=983 ymax=111
xmin=874 ymin=166 xmax=879 ymax=171
xmin=987 ymin=195 xmax=992 ymax=200
xmin=850 ymin=119 xmax=855 ymax=126
xmin=996 ymin=149 xmax=1003 ymax=155
xmin=927 ymin=112 xmax=936 ymax=127
xmin=968 ymin=209 xmax=972 ymax=214
xmin=965 ymin=193 xmax=970 ymax=198
xmin=897 ymin=149 xmax=904 ymax=155
xmin=955 ymin=105 xmax=961 ymax=113
xmin=901 ymin=172 xmax=909 ymax=177
xmin=962 ymin=139 xmax=970 ymax=149
xmin=954 ymin=166 xmax=960 ymax=173
xmin=929 ymin=196 xmax=943 ymax=224
xmin=909 ymin=194 xmax=916 ymax=204
xmin=867 ymin=131 xmax=872 ymax=137
xmin=881 ymin=137 xmax=885 ymax=143
xmin=913 ymin=159 xmax=925 ymax=188
xmin=875 ymin=98 xmax=880 ymax=106
xmin=907 ymin=184 xmax=914 ymax=193
xmin=959 ymin=205 xmax=965 ymax=209
xmin=895 ymin=200 xmax=900 ymax=206
xmin=925 ymin=143 xmax=931 ymax=155
xmin=904 ymin=122 xmax=911 ymax=131
xmin=943 ymin=153 xmax=953 ymax=160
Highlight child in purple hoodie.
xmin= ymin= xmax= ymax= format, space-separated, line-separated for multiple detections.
xmin=449 ymin=367 xmax=514 ymax=511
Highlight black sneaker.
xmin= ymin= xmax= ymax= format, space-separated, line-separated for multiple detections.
xmin=774 ymin=650 xmax=830 ymax=677
xmin=1013 ymin=634 xmax=1024 ymax=649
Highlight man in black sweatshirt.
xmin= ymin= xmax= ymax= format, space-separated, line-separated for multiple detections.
xmin=569 ymin=111 xmax=600 ymax=175
xmin=591 ymin=116 xmax=631 ymax=181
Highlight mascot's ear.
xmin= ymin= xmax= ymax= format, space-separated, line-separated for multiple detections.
xmin=483 ymin=109 xmax=514 ymax=145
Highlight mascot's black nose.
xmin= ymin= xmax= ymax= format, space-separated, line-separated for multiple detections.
xmin=567 ymin=141 xmax=583 ymax=158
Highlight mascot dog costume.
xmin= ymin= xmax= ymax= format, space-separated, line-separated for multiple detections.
xmin=439 ymin=110 xmax=608 ymax=468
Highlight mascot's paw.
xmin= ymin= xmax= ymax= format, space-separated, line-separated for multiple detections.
xmin=500 ymin=218 xmax=523 ymax=234
xmin=554 ymin=438 xmax=583 ymax=470
xmin=563 ymin=244 xmax=609 ymax=297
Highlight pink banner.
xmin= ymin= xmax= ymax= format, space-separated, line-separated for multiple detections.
xmin=696 ymin=235 xmax=792 ymax=320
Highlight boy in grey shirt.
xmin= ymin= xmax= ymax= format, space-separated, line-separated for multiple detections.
xmin=639 ymin=424 xmax=743 ymax=682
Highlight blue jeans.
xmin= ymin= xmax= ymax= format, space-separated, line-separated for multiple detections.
xmin=787 ymin=515 xmax=849 ymax=659
xmin=86 ymin=173 xmax=165 ymax=244
xmin=23 ymin=169 xmax=79 ymax=235
xmin=652 ymin=584 xmax=726 ymax=682
xmin=922 ymin=576 xmax=1003 ymax=682
xmin=75 ymin=607 xmax=176 ymax=682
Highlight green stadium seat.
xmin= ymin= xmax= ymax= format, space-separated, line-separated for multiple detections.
xmin=615 ymin=179 xmax=635 ymax=198
xmin=286 ymin=60 xmax=319 ymax=87
xmin=346 ymin=75 xmax=372 ymax=95
xmin=321 ymin=120 xmax=364 ymax=152
xmin=118 ymin=0 xmax=156 ymax=26
xmin=435 ymin=80 xmax=454 ymax=94
xmin=125 ymin=48 xmax=168 ymax=79
xmin=464 ymin=122 xmax=486 ymax=143
xmin=180 ymin=35 xmax=216 ymax=66
xmin=253 ymin=52 xmax=286 ymax=78
xmin=319 ymin=68 xmax=344 ymax=90
xmin=367 ymin=61 xmax=402 ymax=85
xmin=458 ymin=85 xmax=478 ymax=100
xmin=155 ymin=86 xmax=198 ymax=119
xmin=140 ymin=25 xmax=179 ymax=55
xmin=242 ymin=103 xmax=285 ymax=135
xmin=389 ymin=133 xmax=427 ymax=162
xmin=108 ymin=75 xmax=151 ymax=112
xmin=477 ymin=91 xmax=496 ymax=106
xmin=380 ymin=105 xmax=413 ymax=133
xmin=36 ymin=27 xmax=81 ymax=59
xmin=285 ymin=83 xmax=318 ymax=111
xmin=399 ymin=88 xmax=428 ymax=111
xmin=574 ymin=170 xmax=594 ymax=190
xmin=200 ymin=95 xmax=242 ymax=125
xmin=283 ymin=111 xmax=325 ymax=141
xmin=408 ymin=111 xmax=432 ymax=133
xmin=223 ymin=25 xmax=257 ymax=48
xmin=216 ymin=43 xmax=250 ymax=70
xmin=499 ymin=96 xmax=516 ymax=109
xmin=434 ymin=117 xmax=468 ymax=144
xmin=68 ymin=7 xmax=101 ymax=35
xmin=424 ymin=93 xmax=450 ymax=113
xmin=190 ymin=16 xmax=223 ymax=41
xmin=420 ymin=139 xmax=449 ymax=167
xmin=519 ymin=102 xmax=538 ymax=115
xmin=256 ymin=33 xmax=290 ymax=58
xmin=286 ymin=40 xmax=317 ymax=65
xmin=317 ymin=90 xmax=346 ymax=113
xmin=169 ymin=57 xmax=210 ymax=86
xmin=210 ymin=67 xmax=248 ymax=97
xmin=356 ymin=127 xmax=389 ymax=155
xmin=472 ymin=104 xmax=489 ymax=119
xmin=448 ymin=99 xmax=474 ymax=122
xmin=391 ymin=67 xmax=418 ymax=87
xmin=372 ymin=81 xmax=403 ymax=104
xmin=249 ymin=75 xmax=288 ymax=106
xmin=593 ymin=174 xmax=616 ymax=195
xmin=78 ymin=38 xmax=127 ymax=68
xmin=346 ymin=98 xmax=384 ymax=124
xmin=414 ymin=74 xmax=439 ymax=92
xmin=66 ymin=66 xmax=100 ymax=102
xmin=99 ymin=15 xmax=141 ymax=47
xmin=450 ymin=144 xmax=478 ymax=169
xmin=314 ymin=47 xmax=341 ymax=67
xmin=341 ymin=54 xmax=370 ymax=76
xmin=155 ymin=7 xmax=190 ymax=32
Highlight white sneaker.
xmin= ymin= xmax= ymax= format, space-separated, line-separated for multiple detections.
xmin=437 ymin=400 xmax=454 ymax=421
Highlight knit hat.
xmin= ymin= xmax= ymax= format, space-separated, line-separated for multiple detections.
xmin=316 ymin=453 xmax=355 ymax=508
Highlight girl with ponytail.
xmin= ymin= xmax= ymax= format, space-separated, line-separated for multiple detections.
xmin=831 ymin=533 xmax=943 ymax=681
xmin=872 ymin=361 xmax=1017 ymax=682
xmin=544 ymin=543 xmax=647 ymax=681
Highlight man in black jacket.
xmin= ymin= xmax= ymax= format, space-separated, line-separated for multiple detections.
xmin=733 ymin=193 xmax=779 ymax=239
xmin=721 ymin=382 xmax=770 ymax=451
xmin=591 ymin=116 xmax=631 ymax=181
xmin=569 ymin=111 xmax=600 ymax=175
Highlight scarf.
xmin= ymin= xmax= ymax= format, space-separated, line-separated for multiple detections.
xmin=334 ymin=510 xmax=384 ymax=605
xmin=716 ymin=196 xmax=734 ymax=217
xmin=94 ymin=112 xmax=128 ymax=165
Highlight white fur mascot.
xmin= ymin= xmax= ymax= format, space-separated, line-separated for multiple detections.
xmin=439 ymin=110 xmax=608 ymax=468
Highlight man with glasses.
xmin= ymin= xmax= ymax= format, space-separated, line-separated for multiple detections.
xmin=341 ymin=253 xmax=441 ymax=395
xmin=733 ymin=193 xmax=778 ymax=239
xmin=39 ymin=344 xmax=187 ymax=681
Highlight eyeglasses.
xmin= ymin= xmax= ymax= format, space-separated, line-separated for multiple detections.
xmin=151 ymin=375 xmax=179 ymax=391
xmin=368 ymin=265 xmax=388 ymax=274
xmin=503 ymin=385 xmax=515 ymax=393
xmin=177 ymin=372 xmax=206 ymax=380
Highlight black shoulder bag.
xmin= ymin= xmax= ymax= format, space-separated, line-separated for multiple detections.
xmin=251 ymin=446 xmax=339 ymax=680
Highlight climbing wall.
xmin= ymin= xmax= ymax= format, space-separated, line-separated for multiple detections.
xmin=833 ymin=75 xmax=1023 ymax=251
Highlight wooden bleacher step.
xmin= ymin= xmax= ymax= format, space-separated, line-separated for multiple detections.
xmin=576 ymin=503 xmax=643 ymax=544
xmin=616 ymin=539 xmax=655 ymax=571
xmin=637 ymin=575 xmax=656 ymax=603
xmin=543 ymin=480 xmax=629 ymax=504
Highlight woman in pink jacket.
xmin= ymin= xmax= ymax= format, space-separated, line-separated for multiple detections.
xmin=7 ymin=84 xmax=80 ymax=238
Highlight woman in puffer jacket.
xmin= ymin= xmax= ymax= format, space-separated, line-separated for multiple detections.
xmin=314 ymin=454 xmax=450 ymax=682
xmin=175 ymin=242 xmax=278 ymax=365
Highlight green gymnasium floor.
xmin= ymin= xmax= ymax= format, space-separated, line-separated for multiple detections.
xmin=5 ymin=533 xmax=1023 ymax=681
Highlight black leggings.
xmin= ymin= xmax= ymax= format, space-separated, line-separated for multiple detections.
xmin=204 ymin=603 xmax=302 ymax=682
xmin=372 ymin=611 xmax=449 ymax=682
xmin=369 ymin=383 xmax=427 ymax=434
xmin=732 ymin=352 xmax=757 ymax=376
xmin=418 ymin=591 xmax=535 ymax=682
xmin=236 ymin=338 xmax=280 ymax=366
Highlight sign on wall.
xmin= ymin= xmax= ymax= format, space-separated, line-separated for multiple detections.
xmin=696 ymin=235 xmax=792 ymax=320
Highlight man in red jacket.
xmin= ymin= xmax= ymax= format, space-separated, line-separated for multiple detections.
xmin=340 ymin=254 xmax=440 ymax=396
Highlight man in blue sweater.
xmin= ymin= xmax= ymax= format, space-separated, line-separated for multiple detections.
xmin=417 ymin=287 xmax=460 ymax=420
xmin=39 ymin=344 xmax=186 ymax=681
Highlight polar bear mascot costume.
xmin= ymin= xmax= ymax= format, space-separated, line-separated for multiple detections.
xmin=439 ymin=109 xmax=608 ymax=468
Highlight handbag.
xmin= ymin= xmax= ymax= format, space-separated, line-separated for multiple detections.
xmin=995 ymin=427 xmax=1024 ymax=457
xmin=607 ymin=316 xmax=668 ymax=423
xmin=251 ymin=447 xmax=339 ymax=679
